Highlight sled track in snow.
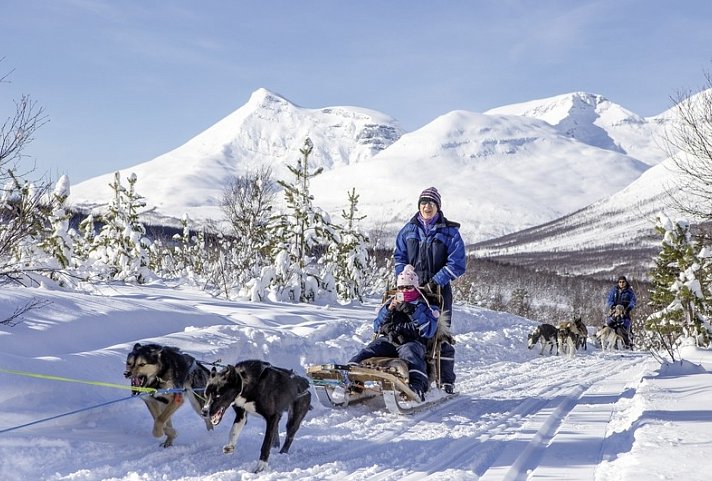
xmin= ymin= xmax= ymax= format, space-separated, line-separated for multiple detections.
xmin=320 ymin=352 xmax=649 ymax=481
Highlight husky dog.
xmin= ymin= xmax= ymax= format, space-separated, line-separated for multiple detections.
xmin=557 ymin=322 xmax=578 ymax=357
xmin=572 ymin=316 xmax=588 ymax=350
xmin=596 ymin=325 xmax=626 ymax=351
xmin=124 ymin=342 xmax=212 ymax=447
xmin=527 ymin=323 xmax=558 ymax=355
xmin=202 ymin=360 xmax=312 ymax=473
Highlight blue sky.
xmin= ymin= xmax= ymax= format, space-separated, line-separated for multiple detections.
xmin=2 ymin=0 xmax=712 ymax=184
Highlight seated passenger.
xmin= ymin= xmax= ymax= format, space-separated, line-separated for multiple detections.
xmin=348 ymin=265 xmax=439 ymax=401
xmin=607 ymin=305 xmax=632 ymax=348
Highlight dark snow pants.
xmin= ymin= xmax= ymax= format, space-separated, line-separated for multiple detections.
xmin=348 ymin=336 xmax=429 ymax=392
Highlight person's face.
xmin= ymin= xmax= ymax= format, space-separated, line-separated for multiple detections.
xmin=618 ymin=280 xmax=626 ymax=288
xmin=419 ymin=200 xmax=438 ymax=220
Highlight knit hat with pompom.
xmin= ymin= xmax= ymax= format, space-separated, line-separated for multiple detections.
xmin=397 ymin=265 xmax=419 ymax=287
xmin=418 ymin=187 xmax=441 ymax=210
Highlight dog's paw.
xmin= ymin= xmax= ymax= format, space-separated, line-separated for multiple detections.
xmin=160 ymin=439 xmax=174 ymax=448
xmin=253 ymin=460 xmax=268 ymax=473
xmin=223 ymin=444 xmax=235 ymax=454
xmin=152 ymin=423 xmax=165 ymax=438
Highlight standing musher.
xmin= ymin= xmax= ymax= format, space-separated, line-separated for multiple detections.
xmin=394 ymin=187 xmax=466 ymax=394
xmin=606 ymin=275 xmax=637 ymax=348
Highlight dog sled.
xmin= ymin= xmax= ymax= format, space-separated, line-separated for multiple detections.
xmin=308 ymin=288 xmax=457 ymax=415
xmin=307 ymin=358 xmax=455 ymax=415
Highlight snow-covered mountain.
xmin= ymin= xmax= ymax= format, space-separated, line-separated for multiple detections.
xmin=70 ymin=88 xmax=403 ymax=223
xmin=69 ymin=88 xmax=671 ymax=243
xmin=310 ymin=110 xmax=648 ymax=242
xmin=486 ymin=91 xmax=672 ymax=166
xmin=472 ymin=154 xmax=694 ymax=277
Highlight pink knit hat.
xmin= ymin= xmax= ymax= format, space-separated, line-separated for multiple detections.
xmin=393 ymin=265 xmax=440 ymax=318
xmin=397 ymin=265 xmax=419 ymax=287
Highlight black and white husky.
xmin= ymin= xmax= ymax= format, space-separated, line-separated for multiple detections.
xmin=527 ymin=323 xmax=558 ymax=355
xmin=202 ymin=360 xmax=312 ymax=472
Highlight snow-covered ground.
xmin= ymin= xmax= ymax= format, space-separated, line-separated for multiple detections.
xmin=1 ymin=282 xmax=710 ymax=481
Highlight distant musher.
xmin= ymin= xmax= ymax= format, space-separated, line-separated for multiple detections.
xmin=605 ymin=275 xmax=636 ymax=348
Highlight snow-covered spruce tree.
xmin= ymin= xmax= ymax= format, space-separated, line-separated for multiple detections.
xmin=327 ymin=187 xmax=370 ymax=302
xmin=74 ymin=214 xmax=96 ymax=263
xmin=37 ymin=175 xmax=73 ymax=271
xmin=268 ymin=138 xmax=340 ymax=303
xmin=89 ymin=172 xmax=154 ymax=283
xmin=33 ymin=175 xmax=90 ymax=288
xmin=644 ymin=213 xmax=711 ymax=362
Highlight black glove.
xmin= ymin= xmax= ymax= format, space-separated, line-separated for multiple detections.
xmin=394 ymin=321 xmax=419 ymax=344
xmin=395 ymin=302 xmax=415 ymax=315
xmin=625 ymin=307 xmax=632 ymax=315
xmin=424 ymin=280 xmax=440 ymax=295
xmin=379 ymin=320 xmax=396 ymax=337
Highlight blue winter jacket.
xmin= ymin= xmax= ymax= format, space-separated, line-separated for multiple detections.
xmin=373 ymin=298 xmax=439 ymax=341
xmin=394 ymin=212 xmax=466 ymax=309
xmin=606 ymin=286 xmax=637 ymax=312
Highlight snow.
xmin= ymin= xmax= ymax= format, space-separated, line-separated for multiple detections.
xmin=2 ymin=282 xmax=711 ymax=481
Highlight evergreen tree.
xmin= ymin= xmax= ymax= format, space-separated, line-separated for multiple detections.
xmin=329 ymin=188 xmax=370 ymax=302
xmin=268 ymin=138 xmax=339 ymax=302
xmin=169 ymin=215 xmax=206 ymax=279
xmin=90 ymin=172 xmax=153 ymax=283
xmin=38 ymin=175 xmax=73 ymax=270
xmin=645 ymin=213 xmax=711 ymax=362
xmin=75 ymin=214 xmax=96 ymax=262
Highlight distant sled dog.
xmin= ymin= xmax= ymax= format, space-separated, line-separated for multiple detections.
xmin=572 ymin=316 xmax=588 ymax=350
xmin=596 ymin=325 xmax=626 ymax=352
xmin=124 ymin=342 xmax=212 ymax=447
xmin=557 ymin=321 xmax=578 ymax=357
xmin=527 ymin=323 xmax=558 ymax=355
xmin=202 ymin=360 xmax=312 ymax=473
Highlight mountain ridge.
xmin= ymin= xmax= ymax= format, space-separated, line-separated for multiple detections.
xmin=68 ymin=88 xmax=675 ymax=245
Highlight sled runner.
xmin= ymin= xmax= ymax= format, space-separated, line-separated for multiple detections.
xmin=307 ymin=357 xmax=456 ymax=415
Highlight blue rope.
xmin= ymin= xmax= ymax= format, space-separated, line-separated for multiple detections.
xmin=0 ymin=388 xmax=187 ymax=435
xmin=0 ymin=395 xmax=135 ymax=434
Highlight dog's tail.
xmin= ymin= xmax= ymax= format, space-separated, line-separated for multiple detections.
xmin=437 ymin=311 xmax=453 ymax=344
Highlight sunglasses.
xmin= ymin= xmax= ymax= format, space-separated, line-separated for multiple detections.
xmin=397 ymin=285 xmax=415 ymax=291
xmin=419 ymin=200 xmax=436 ymax=207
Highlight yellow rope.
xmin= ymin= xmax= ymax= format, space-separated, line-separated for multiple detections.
xmin=0 ymin=367 xmax=157 ymax=393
